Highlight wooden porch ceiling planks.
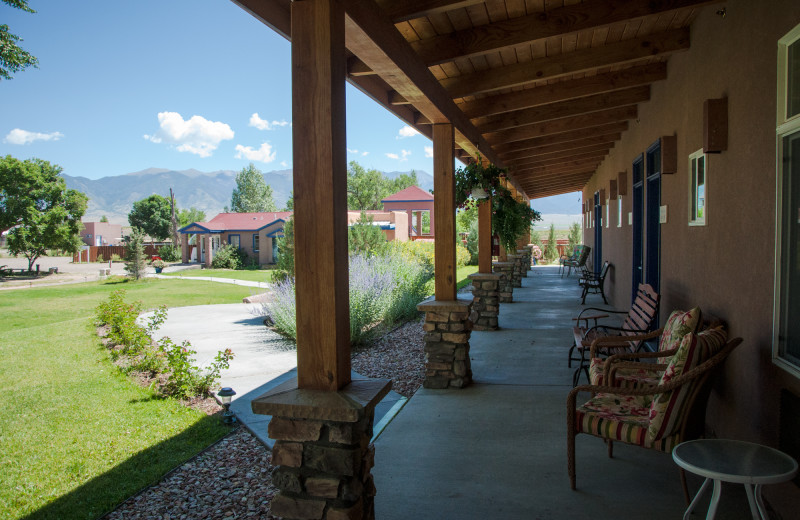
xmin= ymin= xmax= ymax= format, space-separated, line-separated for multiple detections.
xmin=440 ymin=28 xmax=690 ymax=99
xmin=342 ymin=0 xmax=503 ymax=167
xmin=474 ymin=86 xmax=650 ymax=134
xmin=408 ymin=0 xmax=718 ymax=66
xmin=459 ymin=63 xmax=667 ymax=120
xmin=375 ymin=0 xmax=485 ymax=24
xmin=492 ymin=122 xmax=630 ymax=155
xmin=500 ymin=137 xmax=619 ymax=162
xmin=509 ymin=150 xmax=612 ymax=170
xmin=484 ymin=105 xmax=638 ymax=146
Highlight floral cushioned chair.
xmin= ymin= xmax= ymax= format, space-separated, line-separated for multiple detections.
xmin=587 ymin=307 xmax=703 ymax=387
xmin=567 ymin=327 xmax=742 ymax=501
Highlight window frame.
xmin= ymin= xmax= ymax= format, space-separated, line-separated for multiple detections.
xmin=617 ymin=197 xmax=623 ymax=228
xmin=688 ymin=149 xmax=707 ymax=226
xmin=228 ymin=234 xmax=241 ymax=249
xmin=253 ymin=233 xmax=260 ymax=253
xmin=773 ymin=22 xmax=800 ymax=377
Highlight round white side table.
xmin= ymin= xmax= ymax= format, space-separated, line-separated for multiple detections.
xmin=672 ymin=439 xmax=798 ymax=520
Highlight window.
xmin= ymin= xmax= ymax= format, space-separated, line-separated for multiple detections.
xmin=617 ymin=197 xmax=623 ymax=227
xmin=774 ymin=22 xmax=800 ymax=375
xmin=253 ymin=233 xmax=260 ymax=252
xmin=229 ymin=234 xmax=240 ymax=249
xmin=605 ymin=200 xmax=610 ymax=228
xmin=689 ymin=149 xmax=707 ymax=226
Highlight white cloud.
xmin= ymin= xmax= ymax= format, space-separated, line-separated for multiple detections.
xmin=424 ymin=145 xmax=433 ymax=158
xmin=144 ymin=111 xmax=233 ymax=157
xmin=4 ymin=128 xmax=64 ymax=145
xmin=280 ymin=161 xmax=289 ymax=167
xmin=235 ymin=142 xmax=277 ymax=163
xmin=249 ymin=113 xmax=290 ymax=131
xmin=397 ymin=125 xmax=419 ymax=139
xmin=362 ymin=151 xmax=369 ymax=156
xmin=386 ymin=149 xmax=411 ymax=161
xmin=347 ymin=148 xmax=359 ymax=154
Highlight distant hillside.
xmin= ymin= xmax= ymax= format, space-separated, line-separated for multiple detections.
xmin=62 ymin=167 xmax=433 ymax=224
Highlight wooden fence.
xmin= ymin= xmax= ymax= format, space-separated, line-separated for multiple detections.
xmin=73 ymin=245 xmax=160 ymax=263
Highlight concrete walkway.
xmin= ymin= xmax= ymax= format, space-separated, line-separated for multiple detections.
xmin=372 ymin=266 xmax=761 ymax=520
xmin=146 ymin=302 xmax=404 ymax=447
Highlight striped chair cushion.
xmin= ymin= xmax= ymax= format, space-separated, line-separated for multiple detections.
xmin=646 ymin=327 xmax=727 ymax=442
xmin=589 ymin=308 xmax=702 ymax=387
xmin=575 ymin=393 xmax=680 ymax=452
xmin=589 ymin=360 xmax=661 ymax=387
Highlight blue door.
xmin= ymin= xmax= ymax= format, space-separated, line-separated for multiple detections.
xmin=593 ymin=191 xmax=602 ymax=273
xmin=631 ymin=155 xmax=644 ymax=302
xmin=645 ymin=140 xmax=662 ymax=296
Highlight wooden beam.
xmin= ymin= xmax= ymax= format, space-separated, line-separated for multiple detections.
xmin=500 ymin=138 xmax=618 ymax=163
xmin=510 ymin=151 xmax=610 ymax=169
xmin=460 ymin=63 xmax=666 ymax=119
xmin=231 ymin=0 xmax=291 ymax=39
xmin=478 ymin=197 xmax=492 ymax=273
xmin=521 ymin=171 xmax=596 ymax=189
xmin=342 ymin=0 xmax=503 ymax=166
xmin=412 ymin=0 xmax=717 ymax=65
xmin=485 ymin=105 xmax=638 ymax=146
xmin=347 ymin=56 xmax=375 ymax=76
xmin=292 ymin=0 xmax=350 ymax=391
xmin=389 ymin=91 xmax=410 ymax=105
xmin=375 ymin=0 xmax=484 ymax=23
xmin=516 ymin=160 xmax=603 ymax=177
xmin=442 ymin=28 xmax=690 ymax=99
xmin=475 ymin=86 xmax=650 ymax=134
xmin=433 ymin=123 xmax=457 ymax=301
xmin=493 ymin=122 xmax=629 ymax=155
xmin=529 ymin=184 xmax=591 ymax=198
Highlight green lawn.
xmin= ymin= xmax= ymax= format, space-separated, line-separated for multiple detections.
xmin=425 ymin=265 xmax=479 ymax=295
xmin=0 ymin=278 xmax=252 ymax=520
xmin=161 ymin=268 xmax=277 ymax=283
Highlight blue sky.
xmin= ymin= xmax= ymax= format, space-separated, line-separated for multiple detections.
xmin=0 ymin=0 xmax=441 ymax=179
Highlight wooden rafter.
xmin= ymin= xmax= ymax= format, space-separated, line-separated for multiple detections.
xmin=485 ymin=106 xmax=638 ymax=146
xmin=441 ymin=29 xmax=689 ymax=99
xmin=411 ymin=0 xmax=717 ymax=66
xmin=459 ymin=63 xmax=667 ymax=119
xmin=510 ymin=150 xmax=611 ymax=170
xmin=375 ymin=0 xmax=483 ymax=23
xmin=475 ymin=86 xmax=650 ymax=134
xmin=493 ymin=122 xmax=630 ymax=155
xmin=500 ymin=137 xmax=619 ymax=162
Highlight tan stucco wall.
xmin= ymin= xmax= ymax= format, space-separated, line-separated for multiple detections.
xmin=581 ymin=0 xmax=800 ymax=452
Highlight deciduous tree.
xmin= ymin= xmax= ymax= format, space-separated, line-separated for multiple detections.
xmin=0 ymin=0 xmax=38 ymax=80
xmin=128 ymin=194 xmax=171 ymax=242
xmin=0 ymin=156 xmax=87 ymax=270
xmin=178 ymin=207 xmax=206 ymax=228
xmin=230 ymin=163 xmax=276 ymax=212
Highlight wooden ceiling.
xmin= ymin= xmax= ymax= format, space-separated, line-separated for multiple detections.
xmin=232 ymin=0 xmax=720 ymax=199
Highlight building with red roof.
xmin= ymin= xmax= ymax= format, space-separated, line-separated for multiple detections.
xmin=381 ymin=185 xmax=434 ymax=239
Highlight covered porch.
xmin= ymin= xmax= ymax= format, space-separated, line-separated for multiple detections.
xmin=374 ymin=266 xmax=780 ymax=519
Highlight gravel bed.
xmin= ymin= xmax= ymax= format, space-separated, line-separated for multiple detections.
xmin=351 ymin=317 xmax=425 ymax=397
xmin=105 ymin=317 xmax=426 ymax=519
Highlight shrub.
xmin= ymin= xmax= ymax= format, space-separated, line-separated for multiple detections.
xmin=465 ymin=220 xmax=479 ymax=265
xmin=158 ymin=337 xmax=234 ymax=399
xmin=211 ymin=244 xmax=244 ymax=269
xmin=96 ymin=254 xmax=104 ymax=263
xmin=348 ymin=212 xmax=388 ymax=256
xmin=110 ymin=253 xmax=122 ymax=262
xmin=273 ymin=217 xmax=295 ymax=282
xmin=266 ymin=277 xmax=297 ymax=339
xmin=349 ymin=254 xmax=396 ymax=345
xmin=158 ymin=245 xmax=181 ymax=262
xmin=95 ymin=289 xmax=166 ymax=357
xmin=455 ymin=241 xmax=469 ymax=267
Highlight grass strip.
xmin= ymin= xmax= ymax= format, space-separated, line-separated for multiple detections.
xmin=160 ymin=268 xmax=276 ymax=283
xmin=0 ymin=278 xmax=251 ymax=520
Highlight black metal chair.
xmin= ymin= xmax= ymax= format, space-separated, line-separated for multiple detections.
xmin=579 ymin=261 xmax=610 ymax=304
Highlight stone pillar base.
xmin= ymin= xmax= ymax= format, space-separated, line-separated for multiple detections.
xmin=468 ymin=272 xmax=501 ymax=331
xmin=417 ymin=299 xmax=473 ymax=389
xmin=493 ymin=261 xmax=515 ymax=302
xmin=251 ymin=377 xmax=391 ymax=520
xmin=506 ymin=254 xmax=522 ymax=288
xmin=516 ymin=249 xmax=531 ymax=277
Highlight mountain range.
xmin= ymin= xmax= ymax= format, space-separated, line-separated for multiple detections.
xmin=62 ymin=167 xmax=434 ymax=225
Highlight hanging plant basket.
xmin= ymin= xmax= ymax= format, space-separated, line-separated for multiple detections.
xmin=470 ymin=187 xmax=489 ymax=200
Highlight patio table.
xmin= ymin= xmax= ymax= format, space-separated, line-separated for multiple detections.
xmin=672 ymin=439 xmax=798 ymax=520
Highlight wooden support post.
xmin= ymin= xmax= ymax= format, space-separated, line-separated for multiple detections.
xmin=478 ymin=197 xmax=492 ymax=273
xmin=433 ymin=123 xmax=456 ymax=301
xmin=292 ymin=0 xmax=350 ymax=391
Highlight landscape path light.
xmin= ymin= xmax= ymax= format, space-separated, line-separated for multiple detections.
xmin=217 ymin=387 xmax=237 ymax=424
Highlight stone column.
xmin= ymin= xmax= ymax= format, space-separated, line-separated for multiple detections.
xmin=493 ymin=261 xmax=515 ymax=303
xmin=252 ymin=377 xmax=390 ymax=520
xmin=506 ymin=254 xmax=522 ymax=288
xmin=468 ymin=272 xmax=501 ymax=331
xmin=516 ymin=249 xmax=530 ymax=277
xmin=417 ymin=299 xmax=473 ymax=389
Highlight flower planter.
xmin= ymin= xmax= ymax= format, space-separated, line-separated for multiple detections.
xmin=155 ymin=267 xmax=163 ymax=274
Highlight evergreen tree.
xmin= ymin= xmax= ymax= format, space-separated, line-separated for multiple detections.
xmin=566 ymin=221 xmax=582 ymax=258
xmin=544 ymin=224 xmax=559 ymax=264
xmin=348 ymin=212 xmax=387 ymax=256
xmin=230 ymin=163 xmax=276 ymax=212
xmin=274 ymin=217 xmax=295 ymax=280
xmin=124 ymin=227 xmax=147 ymax=280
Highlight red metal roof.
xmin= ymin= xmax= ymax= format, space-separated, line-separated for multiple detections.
xmin=381 ymin=185 xmax=433 ymax=202
xmin=191 ymin=212 xmax=292 ymax=232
